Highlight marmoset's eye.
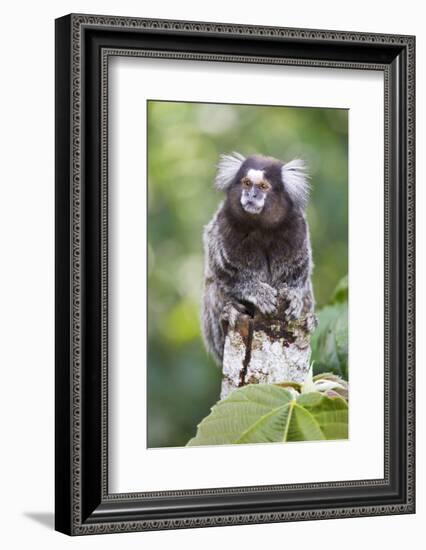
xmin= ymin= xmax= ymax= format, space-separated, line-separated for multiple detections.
xmin=260 ymin=182 xmax=269 ymax=191
xmin=242 ymin=178 xmax=251 ymax=187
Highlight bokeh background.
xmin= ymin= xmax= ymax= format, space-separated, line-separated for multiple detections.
xmin=147 ymin=100 xmax=348 ymax=448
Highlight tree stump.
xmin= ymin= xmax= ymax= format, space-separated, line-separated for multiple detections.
xmin=221 ymin=311 xmax=312 ymax=400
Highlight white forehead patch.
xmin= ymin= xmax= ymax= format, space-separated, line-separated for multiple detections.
xmin=246 ymin=168 xmax=264 ymax=184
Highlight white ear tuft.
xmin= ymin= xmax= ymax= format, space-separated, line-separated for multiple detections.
xmin=281 ymin=159 xmax=310 ymax=209
xmin=214 ymin=152 xmax=245 ymax=190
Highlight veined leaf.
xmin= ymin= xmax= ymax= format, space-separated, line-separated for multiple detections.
xmin=187 ymin=384 xmax=348 ymax=446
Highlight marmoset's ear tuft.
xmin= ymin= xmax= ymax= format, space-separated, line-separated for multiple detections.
xmin=281 ymin=159 xmax=311 ymax=210
xmin=214 ymin=152 xmax=245 ymax=191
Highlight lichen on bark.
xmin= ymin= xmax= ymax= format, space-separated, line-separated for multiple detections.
xmin=221 ymin=310 xmax=312 ymax=400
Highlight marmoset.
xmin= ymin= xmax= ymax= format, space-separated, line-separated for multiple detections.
xmin=202 ymin=152 xmax=316 ymax=365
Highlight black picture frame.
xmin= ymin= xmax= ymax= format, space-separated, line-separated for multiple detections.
xmin=55 ymin=13 xmax=415 ymax=536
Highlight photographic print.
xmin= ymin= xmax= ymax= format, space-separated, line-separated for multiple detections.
xmin=147 ymin=100 xmax=348 ymax=448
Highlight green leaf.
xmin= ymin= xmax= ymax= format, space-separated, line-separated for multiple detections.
xmin=296 ymin=393 xmax=348 ymax=440
xmin=311 ymin=301 xmax=348 ymax=380
xmin=330 ymin=274 xmax=348 ymax=304
xmin=187 ymin=384 xmax=348 ymax=446
xmin=311 ymin=275 xmax=349 ymax=380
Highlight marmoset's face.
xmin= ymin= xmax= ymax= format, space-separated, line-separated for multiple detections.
xmin=227 ymin=156 xmax=290 ymax=226
xmin=218 ymin=152 xmax=308 ymax=228
xmin=240 ymin=170 xmax=272 ymax=214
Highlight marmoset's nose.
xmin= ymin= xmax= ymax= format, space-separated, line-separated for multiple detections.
xmin=249 ymin=187 xmax=259 ymax=199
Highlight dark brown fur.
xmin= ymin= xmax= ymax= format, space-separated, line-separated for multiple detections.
xmin=202 ymin=153 xmax=316 ymax=364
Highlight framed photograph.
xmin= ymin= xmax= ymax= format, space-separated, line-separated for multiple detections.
xmin=55 ymin=13 xmax=415 ymax=535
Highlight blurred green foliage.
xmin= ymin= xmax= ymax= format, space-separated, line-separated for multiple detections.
xmin=147 ymin=100 xmax=348 ymax=448
xmin=311 ymin=275 xmax=349 ymax=381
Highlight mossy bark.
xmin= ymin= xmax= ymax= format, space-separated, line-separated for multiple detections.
xmin=221 ymin=312 xmax=312 ymax=400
